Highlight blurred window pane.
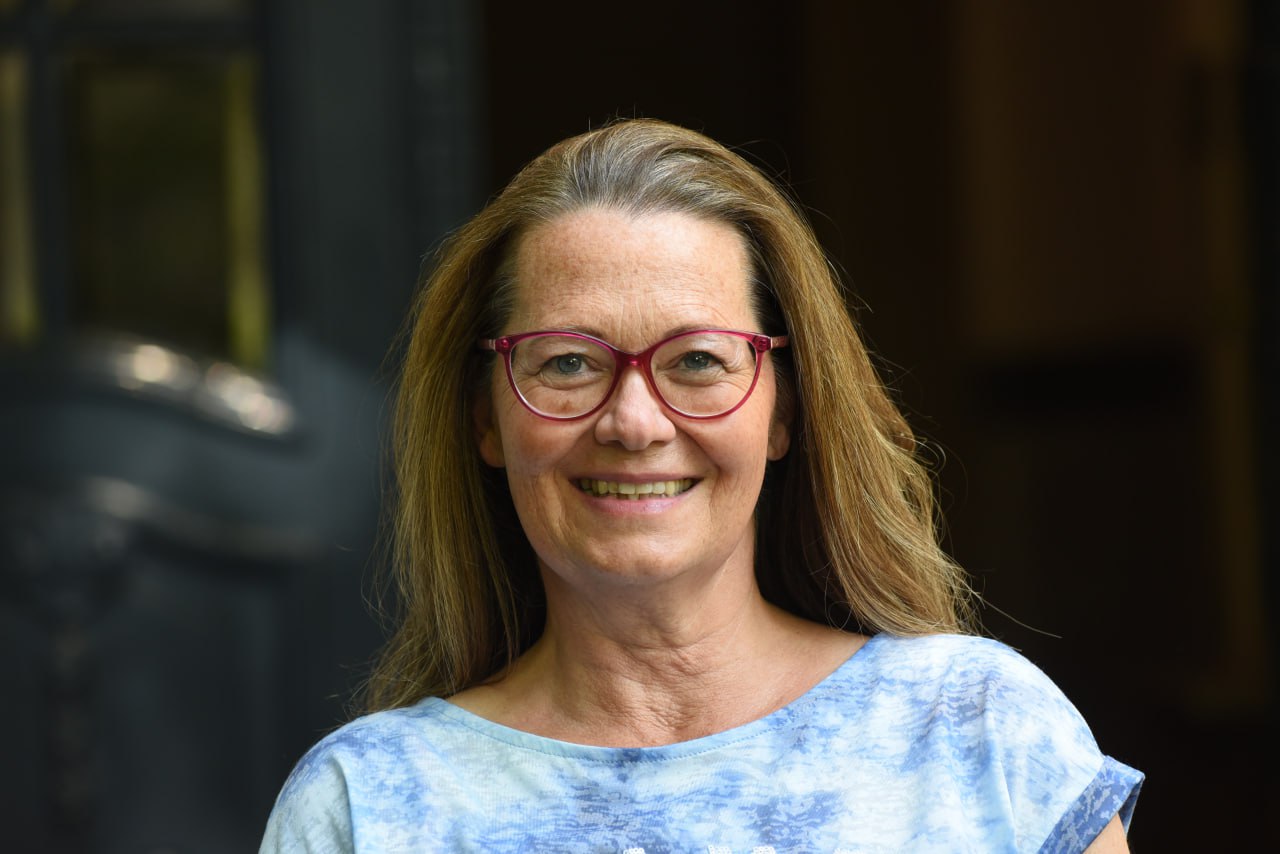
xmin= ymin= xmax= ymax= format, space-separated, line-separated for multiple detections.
xmin=66 ymin=51 xmax=270 ymax=369
xmin=0 ymin=51 xmax=39 ymax=348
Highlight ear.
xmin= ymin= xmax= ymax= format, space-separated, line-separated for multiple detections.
xmin=767 ymin=415 xmax=790 ymax=461
xmin=474 ymin=392 xmax=505 ymax=467
xmin=767 ymin=366 xmax=794 ymax=461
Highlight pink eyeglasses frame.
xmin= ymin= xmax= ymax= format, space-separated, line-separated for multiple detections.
xmin=478 ymin=329 xmax=789 ymax=421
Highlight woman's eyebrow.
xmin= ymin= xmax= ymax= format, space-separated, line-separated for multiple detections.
xmin=535 ymin=322 xmax=728 ymax=340
xmin=523 ymin=323 xmax=607 ymax=338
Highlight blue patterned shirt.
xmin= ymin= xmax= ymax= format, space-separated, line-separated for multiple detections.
xmin=262 ymin=633 xmax=1142 ymax=853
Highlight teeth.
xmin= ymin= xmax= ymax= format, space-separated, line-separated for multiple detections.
xmin=579 ymin=478 xmax=693 ymax=498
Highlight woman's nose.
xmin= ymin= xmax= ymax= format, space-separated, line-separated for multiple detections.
xmin=593 ymin=368 xmax=677 ymax=450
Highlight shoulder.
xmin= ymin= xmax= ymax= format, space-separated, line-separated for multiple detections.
xmin=864 ymin=630 xmax=1044 ymax=676
xmin=260 ymin=700 xmax=452 ymax=853
xmin=283 ymin=701 xmax=446 ymax=793
xmin=851 ymin=633 xmax=1143 ymax=851
xmin=861 ymin=633 xmax=1103 ymax=765
xmin=862 ymin=632 xmax=1075 ymax=714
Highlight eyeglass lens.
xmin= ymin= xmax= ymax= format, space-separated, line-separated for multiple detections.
xmin=507 ymin=332 xmax=760 ymax=418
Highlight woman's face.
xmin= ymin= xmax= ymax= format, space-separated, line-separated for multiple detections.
xmin=476 ymin=207 xmax=790 ymax=593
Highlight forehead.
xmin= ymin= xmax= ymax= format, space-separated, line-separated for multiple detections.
xmin=508 ymin=208 xmax=755 ymax=340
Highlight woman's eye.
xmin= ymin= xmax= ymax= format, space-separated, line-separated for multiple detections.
xmin=680 ymin=351 xmax=719 ymax=371
xmin=551 ymin=354 xmax=584 ymax=373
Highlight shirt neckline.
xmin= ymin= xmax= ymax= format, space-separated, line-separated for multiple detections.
xmin=419 ymin=631 xmax=892 ymax=762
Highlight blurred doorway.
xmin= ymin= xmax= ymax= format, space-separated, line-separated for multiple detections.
xmin=0 ymin=0 xmax=480 ymax=849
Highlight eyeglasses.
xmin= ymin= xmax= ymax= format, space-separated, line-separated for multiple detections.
xmin=479 ymin=329 xmax=789 ymax=421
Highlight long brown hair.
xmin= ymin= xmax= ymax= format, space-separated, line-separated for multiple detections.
xmin=364 ymin=119 xmax=974 ymax=711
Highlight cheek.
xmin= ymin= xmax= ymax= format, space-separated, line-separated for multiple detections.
xmin=702 ymin=416 xmax=774 ymax=487
xmin=498 ymin=429 xmax=579 ymax=559
xmin=494 ymin=411 xmax=572 ymax=484
xmin=481 ymin=368 xmax=558 ymax=473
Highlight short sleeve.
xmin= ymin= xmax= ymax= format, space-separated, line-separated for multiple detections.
xmin=1037 ymin=756 xmax=1143 ymax=854
xmin=965 ymin=641 xmax=1144 ymax=853
xmin=259 ymin=740 xmax=356 ymax=854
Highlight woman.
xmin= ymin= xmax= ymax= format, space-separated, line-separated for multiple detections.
xmin=262 ymin=119 xmax=1142 ymax=852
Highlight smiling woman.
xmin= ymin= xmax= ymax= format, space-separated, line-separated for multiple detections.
xmin=471 ymin=209 xmax=788 ymax=617
xmin=260 ymin=119 xmax=1142 ymax=853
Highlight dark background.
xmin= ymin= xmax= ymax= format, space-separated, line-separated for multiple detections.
xmin=1 ymin=0 xmax=1274 ymax=850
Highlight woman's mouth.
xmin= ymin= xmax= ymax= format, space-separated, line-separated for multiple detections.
xmin=578 ymin=478 xmax=695 ymax=499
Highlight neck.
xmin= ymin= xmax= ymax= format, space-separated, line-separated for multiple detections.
xmin=453 ymin=562 xmax=863 ymax=746
xmin=542 ymin=590 xmax=779 ymax=729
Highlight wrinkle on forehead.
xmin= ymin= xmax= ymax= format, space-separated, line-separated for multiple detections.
xmin=508 ymin=208 xmax=755 ymax=346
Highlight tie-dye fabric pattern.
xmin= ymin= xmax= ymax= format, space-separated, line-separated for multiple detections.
xmin=261 ymin=633 xmax=1142 ymax=853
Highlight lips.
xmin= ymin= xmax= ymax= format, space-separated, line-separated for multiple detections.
xmin=578 ymin=478 xmax=695 ymax=499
